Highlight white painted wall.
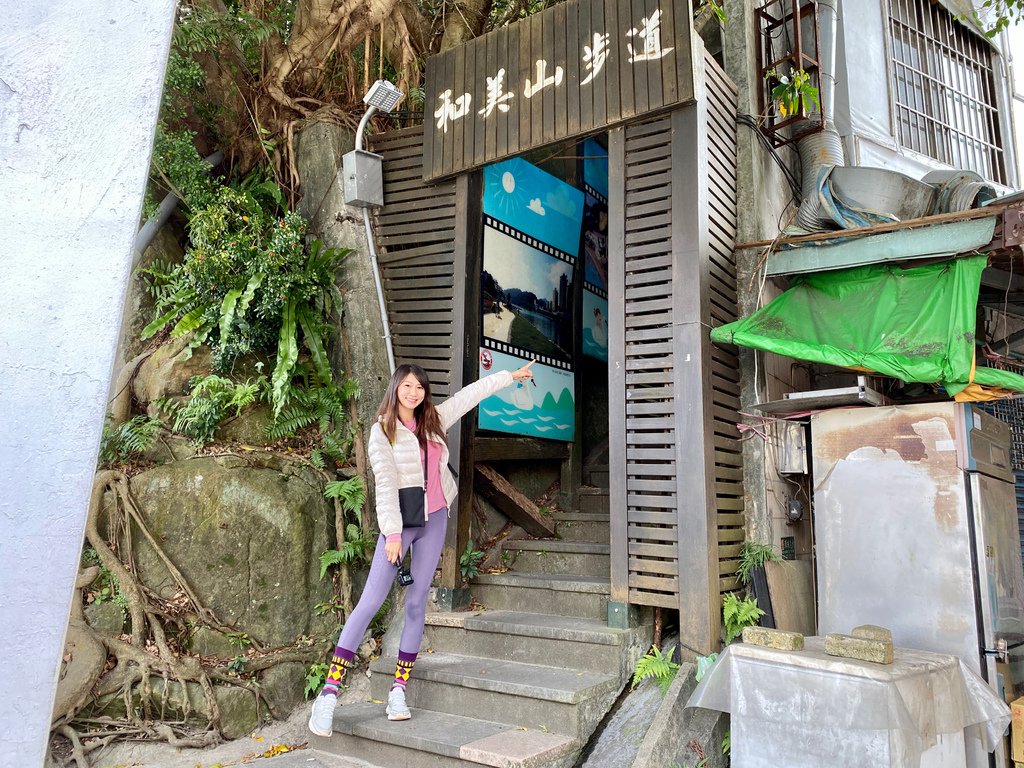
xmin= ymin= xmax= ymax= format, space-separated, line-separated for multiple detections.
xmin=0 ymin=3 xmax=176 ymax=766
xmin=834 ymin=0 xmax=1020 ymax=187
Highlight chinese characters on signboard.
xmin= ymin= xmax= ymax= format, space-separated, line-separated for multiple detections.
xmin=423 ymin=0 xmax=693 ymax=180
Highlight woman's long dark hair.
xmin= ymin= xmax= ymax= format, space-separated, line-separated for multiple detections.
xmin=376 ymin=364 xmax=447 ymax=446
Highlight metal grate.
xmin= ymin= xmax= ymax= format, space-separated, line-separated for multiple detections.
xmin=888 ymin=0 xmax=1005 ymax=184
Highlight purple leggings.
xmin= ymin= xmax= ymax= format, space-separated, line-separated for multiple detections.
xmin=336 ymin=507 xmax=448 ymax=656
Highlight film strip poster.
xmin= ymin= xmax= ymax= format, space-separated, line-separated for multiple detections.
xmin=582 ymin=138 xmax=609 ymax=362
xmin=478 ymin=157 xmax=583 ymax=442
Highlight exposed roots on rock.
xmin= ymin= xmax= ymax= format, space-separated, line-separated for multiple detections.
xmin=51 ymin=469 xmax=326 ymax=766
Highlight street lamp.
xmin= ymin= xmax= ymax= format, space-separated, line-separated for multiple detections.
xmin=340 ymin=80 xmax=406 ymax=374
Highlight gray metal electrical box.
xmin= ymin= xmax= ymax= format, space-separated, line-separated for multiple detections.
xmin=341 ymin=149 xmax=384 ymax=208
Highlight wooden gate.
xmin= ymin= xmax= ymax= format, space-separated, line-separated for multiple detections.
xmin=607 ymin=50 xmax=743 ymax=654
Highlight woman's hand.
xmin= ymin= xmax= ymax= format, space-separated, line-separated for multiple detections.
xmin=511 ymin=359 xmax=536 ymax=383
xmin=385 ymin=539 xmax=402 ymax=565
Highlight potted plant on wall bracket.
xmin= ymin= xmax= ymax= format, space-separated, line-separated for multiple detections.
xmin=764 ymin=66 xmax=821 ymax=121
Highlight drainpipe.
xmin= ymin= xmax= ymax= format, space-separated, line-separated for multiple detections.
xmin=793 ymin=0 xmax=845 ymax=231
xmin=354 ymin=106 xmax=397 ymax=375
xmin=133 ymin=150 xmax=223 ymax=264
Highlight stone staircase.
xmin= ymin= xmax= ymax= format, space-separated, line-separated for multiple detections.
xmin=310 ymin=464 xmax=651 ymax=768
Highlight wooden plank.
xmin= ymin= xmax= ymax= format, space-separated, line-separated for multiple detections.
xmin=552 ymin=1 xmax=568 ymax=143
xmin=506 ymin=22 xmax=520 ymax=158
xmin=659 ymin=0 xmax=677 ymax=105
xmin=628 ymin=540 xmax=677 ymax=558
xmin=629 ymin=557 xmax=678 ymax=576
xmin=603 ymin=0 xmax=620 ymax=122
xmin=460 ymin=41 xmax=475 ymax=173
xmin=473 ymin=40 xmax=487 ymax=169
xmin=541 ymin=10 xmax=556 ymax=146
xmin=577 ymin=0 xmax=594 ymax=134
xmin=617 ymin=0 xmax=636 ymax=120
xmin=566 ymin=0 xmax=581 ymax=138
xmin=528 ymin=12 xmax=544 ymax=150
xmin=474 ymin=436 xmax=571 ymax=461
xmin=628 ymin=589 xmax=677 ymax=608
xmin=628 ymin=574 xmax=679 ymax=592
xmin=607 ymin=125 xmax=628 ymax=605
xmin=483 ymin=30 xmax=498 ymax=165
xmin=475 ymin=463 xmax=557 ymax=537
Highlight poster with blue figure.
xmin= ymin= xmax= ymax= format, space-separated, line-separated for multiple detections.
xmin=583 ymin=290 xmax=609 ymax=362
xmin=483 ymin=158 xmax=584 ymax=257
xmin=478 ymin=348 xmax=575 ymax=442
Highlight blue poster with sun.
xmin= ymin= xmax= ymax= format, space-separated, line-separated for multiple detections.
xmin=478 ymin=157 xmax=582 ymax=441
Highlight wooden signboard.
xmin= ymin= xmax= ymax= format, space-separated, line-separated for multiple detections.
xmin=423 ymin=0 xmax=695 ymax=181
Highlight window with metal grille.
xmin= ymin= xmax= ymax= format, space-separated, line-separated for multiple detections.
xmin=888 ymin=0 xmax=1005 ymax=184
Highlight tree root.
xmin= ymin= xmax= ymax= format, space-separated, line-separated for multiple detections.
xmin=56 ymin=454 xmax=339 ymax=764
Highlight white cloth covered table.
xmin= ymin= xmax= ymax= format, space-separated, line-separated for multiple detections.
xmin=686 ymin=637 xmax=1010 ymax=768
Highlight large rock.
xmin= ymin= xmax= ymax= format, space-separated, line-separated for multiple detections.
xmin=132 ymin=341 xmax=213 ymax=408
xmin=113 ymin=455 xmax=336 ymax=646
xmin=261 ymin=661 xmax=308 ymax=715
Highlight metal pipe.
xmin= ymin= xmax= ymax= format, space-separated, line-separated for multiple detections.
xmin=133 ymin=150 xmax=223 ymax=263
xmin=354 ymin=103 xmax=397 ymax=374
xmin=363 ymin=203 xmax=396 ymax=374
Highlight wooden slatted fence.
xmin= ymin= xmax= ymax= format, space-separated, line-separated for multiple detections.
xmin=608 ymin=48 xmax=742 ymax=653
xmin=369 ymin=126 xmax=461 ymax=399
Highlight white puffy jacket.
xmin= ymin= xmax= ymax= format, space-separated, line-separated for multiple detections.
xmin=367 ymin=370 xmax=515 ymax=537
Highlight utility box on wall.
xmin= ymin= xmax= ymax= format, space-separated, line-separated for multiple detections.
xmin=341 ymin=149 xmax=384 ymax=208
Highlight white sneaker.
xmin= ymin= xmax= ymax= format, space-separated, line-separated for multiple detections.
xmin=386 ymin=685 xmax=411 ymax=721
xmin=308 ymin=692 xmax=338 ymax=736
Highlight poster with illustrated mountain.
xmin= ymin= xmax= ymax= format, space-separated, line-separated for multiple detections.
xmin=478 ymin=348 xmax=575 ymax=442
xmin=479 ymin=157 xmax=581 ymax=440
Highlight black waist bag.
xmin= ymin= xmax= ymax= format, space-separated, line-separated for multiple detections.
xmin=398 ymin=437 xmax=428 ymax=528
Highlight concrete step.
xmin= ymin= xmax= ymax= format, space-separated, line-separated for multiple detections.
xmin=577 ymin=487 xmax=609 ymax=516
xmin=470 ymin=572 xmax=609 ymax=619
xmin=584 ymin=465 xmax=609 ymax=488
xmin=424 ymin=610 xmax=631 ymax=674
xmin=368 ymin=652 xmax=619 ymax=739
xmin=553 ymin=513 xmax=610 ymax=543
xmin=312 ymin=702 xmax=579 ymax=768
xmin=506 ymin=539 xmax=610 ymax=577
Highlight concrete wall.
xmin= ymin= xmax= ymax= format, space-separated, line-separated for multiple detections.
xmin=0 ymin=3 xmax=176 ymax=766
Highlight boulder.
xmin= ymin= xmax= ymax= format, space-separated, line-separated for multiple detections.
xmin=215 ymin=403 xmax=276 ymax=446
xmin=112 ymin=455 xmax=336 ymax=647
xmin=147 ymin=678 xmax=260 ymax=739
xmin=261 ymin=661 xmax=308 ymax=715
xmin=84 ymin=600 xmax=125 ymax=636
xmin=132 ymin=341 xmax=212 ymax=408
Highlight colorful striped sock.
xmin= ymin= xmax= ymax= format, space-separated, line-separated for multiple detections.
xmin=321 ymin=647 xmax=355 ymax=697
xmin=392 ymin=650 xmax=417 ymax=690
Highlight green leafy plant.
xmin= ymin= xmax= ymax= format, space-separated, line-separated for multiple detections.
xmin=270 ymin=380 xmax=360 ymax=468
xmin=304 ymin=661 xmax=329 ymax=699
xmin=98 ymin=415 xmax=163 ymax=467
xmin=722 ymin=592 xmax=765 ymax=644
xmin=227 ymin=654 xmax=246 ymax=675
xmin=323 ymin=476 xmax=366 ymax=513
xmin=162 ymin=374 xmax=264 ymax=445
xmin=765 ymin=67 xmax=821 ymax=119
xmin=736 ymin=541 xmax=781 ymax=585
xmin=225 ymin=631 xmax=252 ymax=652
xmin=319 ymin=523 xmax=376 ymax=579
xmin=631 ymin=644 xmax=681 ymax=694
xmin=700 ymin=0 xmax=727 ymax=24
xmin=140 ymin=177 xmax=351 ymax=417
xmin=460 ymin=541 xmax=485 ymax=581
xmin=722 ymin=731 xmax=731 ymax=756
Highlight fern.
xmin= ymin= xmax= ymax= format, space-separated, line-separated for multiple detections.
xmin=722 ymin=592 xmax=765 ymax=644
xmin=736 ymin=541 xmax=781 ymax=585
xmin=98 ymin=415 xmax=163 ymax=467
xmin=324 ymin=476 xmax=365 ymax=515
xmin=318 ymin=522 xmax=375 ymax=579
xmin=165 ymin=374 xmax=265 ymax=445
xmin=631 ymin=644 xmax=681 ymax=695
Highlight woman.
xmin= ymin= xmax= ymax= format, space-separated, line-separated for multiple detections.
xmin=309 ymin=360 xmax=535 ymax=736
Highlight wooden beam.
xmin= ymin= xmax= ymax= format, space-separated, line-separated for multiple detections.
xmin=473 ymin=436 xmax=570 ymax=461
xmin=474 ymin=463 xmax=556 ymax=537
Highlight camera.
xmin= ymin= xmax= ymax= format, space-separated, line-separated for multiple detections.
xmin=396 ymin=564 xmax=414 ymax=587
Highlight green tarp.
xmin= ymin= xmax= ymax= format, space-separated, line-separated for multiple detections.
xmin=710 ymin=255 xmax=1024 ymax=399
